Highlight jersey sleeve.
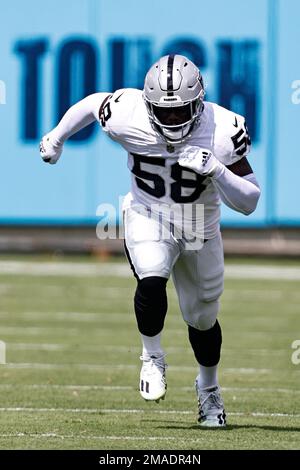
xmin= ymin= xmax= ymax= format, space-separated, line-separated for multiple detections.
xmin=97 ymin=93 xmax=113 ymax=129
xmin=49 ymin=92 xmax=111 ymax=144
xmin=212 ymin=104 xmax=252 ymax=166
xmin=229 ymin=115 xmax=252 ymax=162
xmin=97 ymin=88 xmax=141 ymax=141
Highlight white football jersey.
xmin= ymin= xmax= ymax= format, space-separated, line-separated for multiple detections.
xmin=98 ymin=88 xmax=251 ymax=239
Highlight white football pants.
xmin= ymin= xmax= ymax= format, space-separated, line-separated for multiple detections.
xmin=124 ymin=206 xmax=224 ymax=330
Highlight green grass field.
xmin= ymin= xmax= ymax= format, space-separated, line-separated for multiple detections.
xmin=0 ymin=256 xmax=299 ymax=450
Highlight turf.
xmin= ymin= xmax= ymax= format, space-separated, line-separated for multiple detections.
xmin=0 ymin=256 xmax=299 ymax=450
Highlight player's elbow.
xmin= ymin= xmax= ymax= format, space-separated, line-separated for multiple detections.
xmin=241 ymin=185 xmax=261 ymax=215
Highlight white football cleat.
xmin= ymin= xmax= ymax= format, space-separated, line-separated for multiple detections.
xmin=195 ymin=376 xmax=226 ymax=427
xmin=139 ymin=354 xmax=167 ymax=402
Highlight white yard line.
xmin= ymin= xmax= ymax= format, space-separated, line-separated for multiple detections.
xmin=0 ymin=433 xmax=204 ymax=442
xmin=0 ymin=327 xmax=80 ymax=335
xmin=4 ymin=363 xmax=136 ymax=371
xmin=0 ymin=326 xmax=187 ymax=335
xmin=0 ymin=384 xmax=134 ymax=390
xmin=0 ymin=312 xmax=136 ymax=322
xmin=229 ymin=412 xmax=300 ymax=418
xmin=1 ymin=325 xmax=292 ymax=339
xmin=3 ymin=362 xmax=274 ymax=373
xmin=0 ymin=407 xmax=190 ymax=414
xmin=0 ymin=260 xmax=300 ymax=280
xmin=5 ymin=342 xmax=288 ymax=356
xmin=0 ymin=261 xmax=130 ymax=277
xmin=223 ymin=368 xmax=273 ymax=374
xmin=7 ymin=343 xmax=67 ymax=351
xmin=225 ymin=265 xmax=300 ymax=281
xmin=7 ymin=343 xmax=140 ymax=352
xmin=0 ymin=407 xmax=298 ymax=419
xmin=219 ymin=386 xmax=300 ymax=394
xmin=0 ymin=384 xmax=298 ymax=394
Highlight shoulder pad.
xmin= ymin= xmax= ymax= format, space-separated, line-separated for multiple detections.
xmin=208 ymin=103 xmax=251 ymax=165
xmin=99 ymin=88 xmax=142 ymax=130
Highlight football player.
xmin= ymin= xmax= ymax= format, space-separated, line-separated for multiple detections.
xmin=40 ymin=55 xmax=260 ymax=427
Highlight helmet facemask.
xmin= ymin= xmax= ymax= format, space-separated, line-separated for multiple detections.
xmin=144 ymin=95 xmax=204 ymax=143
xmin=143 ymin=54 xmax=205 ymax=144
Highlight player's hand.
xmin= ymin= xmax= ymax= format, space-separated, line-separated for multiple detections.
xmin=39 ymin=132 xmax=63 ymax=165
xmin=178 ymin=146 xmax=221 ymax=176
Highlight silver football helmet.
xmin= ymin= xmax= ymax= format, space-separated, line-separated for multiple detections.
xmin=143 ymin=54 xmax=205 ymax=143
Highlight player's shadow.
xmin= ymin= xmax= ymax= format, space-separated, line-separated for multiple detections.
xmin=218 ymin=424 xmax=300 ymax=432
xmin=144 ymin=420 xmax=300 ymax=433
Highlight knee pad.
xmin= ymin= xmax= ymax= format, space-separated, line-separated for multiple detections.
xmin=188 ymin=320 xmax=222 ymax=367
xmin=134 ymin=276 xmax=168 ymax=336
xmin=183 ymin=299 xmax=219 ymax=331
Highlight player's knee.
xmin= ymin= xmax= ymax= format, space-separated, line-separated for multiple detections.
xmin=188 ymin=320 xmax=222 ymax=366
xmin=183 ymin=299 xmax=220 ymax=331
xmin=134 ymin=276 xmax=168 ymax=336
